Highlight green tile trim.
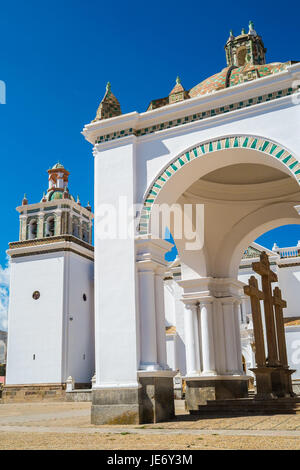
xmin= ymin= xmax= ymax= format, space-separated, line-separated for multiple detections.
xmin=95 ymin=86 xmax=298 ymax=145
xmin=275 ymin=149 xmax=284 ymax=159
xmin=138 ymin=135 xmax=300 ymax=234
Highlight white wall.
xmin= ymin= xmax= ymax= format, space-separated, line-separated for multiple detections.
xmin=6 ymin=253 xmax=65 ymax=385
xmin=164 ymin=281 xmax=176 ymax=326
xmin=164 ymin=278 xmax=187 ymax=375
xmin=6 ymin=250 xmax=95 ymax=386
xmin=65 ymin=252 xmax=94 ymax=383
xmin=286 ymin=327 xmax=300 ymax=380
xmin=277 ymin=266 xmax=300 ymax=318
xmin=94 ymin=137 xmax=140 ymax=387
xmin=166 ymin=335 xmax=177 ymax=371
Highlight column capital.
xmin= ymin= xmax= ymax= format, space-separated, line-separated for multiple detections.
xmin=221 ymin=296 xmax=240 ymax=306
xmin=178 ymin=276 xmax=244 ymax=299
xmin=136 ymin=259 xmax=167 ymax=275
xmin=198 ymin=296 xmax=215 ymax=306
xmin=182 ymin=301 xmax=198 ymax=312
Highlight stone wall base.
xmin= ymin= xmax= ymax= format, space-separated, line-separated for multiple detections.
xmin=91 ymin=387 xmax=142 ymax=424
xmin=91 ymin=374 xmax=175 ymax=424
xmin=185 ymin=376 xmax=249 ymax=411
xmin=1 ymin=383 xmax=66 ymax=403
xmin=66 ymin=389 xmax=92 ymax=402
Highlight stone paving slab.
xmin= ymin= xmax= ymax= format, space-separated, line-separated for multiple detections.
xmin=0 ymin=431 xmax=299 ymax=450
xmin=1 ymin=401 xmax=300 ymax=433
xmin=1 ymin=425 xmax=300 ymax=437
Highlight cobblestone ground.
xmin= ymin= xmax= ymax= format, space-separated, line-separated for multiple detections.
xmin=0 ymin=401 xmax=299 ymax=450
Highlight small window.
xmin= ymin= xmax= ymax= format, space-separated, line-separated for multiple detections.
xmin=45 ymin=217 xmax=55 ymax=237
xmin=236 ymin=46 xmax=247 ymax=66
xmin=32 ymin=291 xmax=40 ymax=300
xmin=28 ymin=220 xmax=38 ymax=240
xmin=83 ymin=294 xmax=87 ymax=301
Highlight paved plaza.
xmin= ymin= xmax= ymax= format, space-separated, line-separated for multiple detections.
xmin=0 ymin=401 xmax=299 ymax=450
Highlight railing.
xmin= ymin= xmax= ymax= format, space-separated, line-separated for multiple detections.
xmin=272 ymin=243 xmax=300 ymax=259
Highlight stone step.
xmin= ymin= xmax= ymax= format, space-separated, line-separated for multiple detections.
xmin=205 ymin=398 xmax=300 ymax=407
xmin=193 ymin=397 xmax=300 ymax=416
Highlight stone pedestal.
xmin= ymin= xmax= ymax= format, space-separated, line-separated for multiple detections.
xmin=250 ymin=367 xmax=277 ymax=399
xmin=250 ymin=366 xmax=296 ymax=399
xmin=185 ymin=376 xmax=249 ymax=411
xmin=138 ymin=371 xmax=176 ymax=423
xmin=271 ymin=368 xmax=296 ymax=398
xmin=91 ymin=386 xmax=142 ymax=425
xmin=91 ymin=372 xmax=176 ymax=425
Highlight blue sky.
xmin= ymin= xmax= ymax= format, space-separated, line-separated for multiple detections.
xmin=0 ymin=1 xmax=300 ymax=328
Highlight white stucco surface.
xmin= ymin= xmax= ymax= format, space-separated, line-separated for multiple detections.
xmin=6 ymin=251 xmax=94 ymax=385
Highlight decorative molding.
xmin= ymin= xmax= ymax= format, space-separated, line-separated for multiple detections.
xmin=8 ymin=234 xmax=94 ymax=252
xmin=94 ymin=86 xmax=298 ymax=144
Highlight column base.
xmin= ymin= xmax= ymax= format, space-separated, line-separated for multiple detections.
xmin=271 ymin=367 xmax=296 ymax=398
xmin=91 ymin=372 xmax=176 ymax=424
xmin=250 ymin=367 xmax=277 ymax=399
xmin=184 ymin=375 xmax=249 ymax=411
xmin=250 ymin=367 xmax=297 ymax=399
xmin=91 ymin=386 xmax=142 ymax=425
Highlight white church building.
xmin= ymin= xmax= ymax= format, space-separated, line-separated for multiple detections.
xmin=4 ymin=22 xmax=300 ymax=422
xmin=5 ymin=164 xmax=95 ymax=393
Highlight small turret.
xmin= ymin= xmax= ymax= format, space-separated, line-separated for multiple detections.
xmin=169 ymin=76 xmax=189 ymax=104
xmin=63 ymin=187 xmax=70 ymax=199
xmin=224 ymin=21 xmax=266 ymax=67
xmin=92 ymin=82 xmax=122 ymax=121
xmin=22 ymin=194 xmax=28 ymax=206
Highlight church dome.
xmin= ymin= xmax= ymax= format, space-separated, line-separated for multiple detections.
xmin=44 ymin=189 xmax=75 ymax=202
xmin=189 ymin=62 xmax=290 ymax=98
xmin=52 ymin=162 xmax=65 ymax=170
xmin=145 ymin=23 xmax=298 ymax=112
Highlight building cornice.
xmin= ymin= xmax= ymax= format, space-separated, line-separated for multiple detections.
xmin=82 ymin=63 xmax=300 ymax=146
xmin=7 ymin=235 xmax=94 ymax=261
xmin=17 ymin=199 xmax=94 ymax=219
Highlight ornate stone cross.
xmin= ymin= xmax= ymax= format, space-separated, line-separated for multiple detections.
xmin=243 ymin=276 xmax=265 ymax=367
xmin=244 ymin=252 xmax=295 ymax=399
xmin=252 ymin=252 xmax=279 ymax=367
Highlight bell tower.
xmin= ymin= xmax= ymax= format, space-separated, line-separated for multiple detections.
xmin=5 ymin=164 xmax=95 ymax=400
xmin=225 ymin=21 xmax=267 ymax=67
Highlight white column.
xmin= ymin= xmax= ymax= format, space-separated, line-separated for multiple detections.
xmin=139 ymin=269 xmax=159 ymax=370
xmin=183 ymin=303 xmax=199 ymax=376
xmin=213 ymin=299 xmax=227 ymax=374
xmin=223 ymin=299 xmax=239 ymax=374
xmin=193 ymin=305 xmax=201 ymax=372
xmin=241 ymin=296 xmax=248 ymax=323
xmin=154 ymin=272 xmax=168 ymax=369
xmin=200 ymin=300 xmax=216 ymax=376
xmin=234 ymin=300 xmax=243 ymax=373
xmin=93 ymin=137 xmax=140 ymax=388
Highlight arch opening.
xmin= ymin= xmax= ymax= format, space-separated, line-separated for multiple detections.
xmin=140 ymin=135 xmax=300 ymax=238
xmin=142 ymin=137 xmax=300 ymax=281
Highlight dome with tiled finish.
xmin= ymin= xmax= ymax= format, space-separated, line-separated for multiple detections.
xmin=46 ymin=189 xmax=75 ymax=202
xmin=145 ymin=22 xmax=298 ymax=111
xmin=52 ymin=162 xmax=65 ymax=170
xmin=189 ymin=62 xmax=291 ymax=98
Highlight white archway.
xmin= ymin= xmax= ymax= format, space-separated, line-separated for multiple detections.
xmin=140 ymin=135 xmax=300 ymax=236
